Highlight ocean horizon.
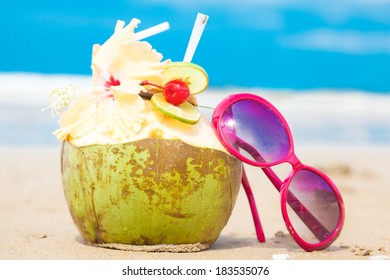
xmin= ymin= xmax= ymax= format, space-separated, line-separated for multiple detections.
xmin=0 ymin=72 xmax=389 ymax=148
xmin=2 ymin=1 xmax=390 ymax=93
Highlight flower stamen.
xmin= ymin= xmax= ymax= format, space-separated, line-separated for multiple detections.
xmin=105 ymin=76 xmax=121 ymax=89
xmin=42 ymin=85 xmax=79 ymax=117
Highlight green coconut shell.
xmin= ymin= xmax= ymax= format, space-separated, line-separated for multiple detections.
xmin=61 ymin=139 xmax=242 ymax=247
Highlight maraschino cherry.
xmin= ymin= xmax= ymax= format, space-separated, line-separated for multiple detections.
xmin=140 ymin=79 xmax=190 ymax=106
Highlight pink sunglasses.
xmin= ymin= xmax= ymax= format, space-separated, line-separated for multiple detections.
xmin=212 ymin=93 xmax=345 ymax=251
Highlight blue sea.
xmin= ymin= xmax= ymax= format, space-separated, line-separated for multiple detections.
xmin=1 ymin=1 xmax=390 ymax=92
xmin=0 ymin=73 xmax=389 ymax=148
xmin=1 ymin=1 xmax=389 ymax=147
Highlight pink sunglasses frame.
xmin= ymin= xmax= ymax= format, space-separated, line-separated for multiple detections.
xmin=212 ymin=93 xmax=345 ymax=251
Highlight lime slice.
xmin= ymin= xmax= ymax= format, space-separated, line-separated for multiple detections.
xmin=162 ymin=62 xmax=208 ymax=95
xmin=151 ymin=93 xmax=201 ymax=124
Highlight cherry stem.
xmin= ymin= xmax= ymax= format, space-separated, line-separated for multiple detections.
xmin=140 ymin=80 xmax=164 ymax=90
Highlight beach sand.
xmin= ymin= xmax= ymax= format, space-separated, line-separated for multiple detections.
xmin=0 ymin=145 xmax=389 ymax=260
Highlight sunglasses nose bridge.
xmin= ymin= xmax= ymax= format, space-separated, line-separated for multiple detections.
xmin=285 ymin=152 xmax=302 ymax=170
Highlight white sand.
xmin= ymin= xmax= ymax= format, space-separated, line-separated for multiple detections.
xmin=1 ymin=145 xmax=389 ymax=260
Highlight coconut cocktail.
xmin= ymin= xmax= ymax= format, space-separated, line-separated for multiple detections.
xmin=49 ymin=17 xmax=242 ymax=251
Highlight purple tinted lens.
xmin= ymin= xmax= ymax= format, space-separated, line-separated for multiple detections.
xmin=220 ymin=99 xmax=290 ymax=164
xmin=286 ymin=169 xmax=341 ymax=244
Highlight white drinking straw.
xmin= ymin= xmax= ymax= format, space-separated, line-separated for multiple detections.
xmin=183 ymin=13 xmax=209 ymax=62
xmin=134 ymin=21 xmax=170 ymax=41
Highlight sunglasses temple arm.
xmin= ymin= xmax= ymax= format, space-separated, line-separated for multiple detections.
xmin=241 ymin=166 xmax=266 ymax=243
xmin=232 ymin=135 xmax=283 ymax=191
xmin=260 ymin=166 xmax=283 ymax=192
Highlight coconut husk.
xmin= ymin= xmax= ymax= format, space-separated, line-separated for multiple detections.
xmin=86 ymin=241 xmax=209 ymax=253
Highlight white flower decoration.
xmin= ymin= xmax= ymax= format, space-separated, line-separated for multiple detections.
xmin=54 ymin=19 xmax=170 ymax=144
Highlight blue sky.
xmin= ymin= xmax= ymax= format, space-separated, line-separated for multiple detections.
xmin=1 ymin=0 xmax=390 ymax=92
